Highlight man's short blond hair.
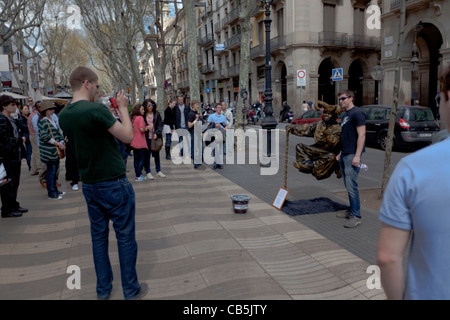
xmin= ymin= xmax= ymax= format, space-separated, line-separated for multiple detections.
xmin=69 ymin=66 xmax=98 ymax=91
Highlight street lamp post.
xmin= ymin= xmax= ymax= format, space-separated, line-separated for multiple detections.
xmin=260 ymin=0 xmax=277 ymax=167
xmin=410 ymin=23 xmax=421 ymax=105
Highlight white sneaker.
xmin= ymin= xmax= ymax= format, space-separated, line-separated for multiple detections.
xmin=157 ymin=171 xmax=166 ymax=178
xmin=49 ymin=195 xmax=63 ymax=200
xmin=72 ymin=184 xmax=79 ymax=191
xmin=146 ymin=173 xmax=154 ymax=180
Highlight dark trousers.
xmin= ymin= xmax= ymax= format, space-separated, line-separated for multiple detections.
xmin=165 ymin=133 xmax=172 ymax=154
xmin=144 ymin=146 xmax=161 ymax=173
xmin=0 ymin=160 xmax=21 ymax=215
xmin=133 ymin=148 xmax=147 ymax=178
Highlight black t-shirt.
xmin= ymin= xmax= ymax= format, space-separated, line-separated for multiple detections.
xmin=340 ymin=106 xmax=366 ymax=155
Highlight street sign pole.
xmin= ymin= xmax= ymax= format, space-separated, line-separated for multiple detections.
xmin=297 ymin=70 xmax=306 ymax=116
xmin=331 ymin=68 xmax=343 ymax=104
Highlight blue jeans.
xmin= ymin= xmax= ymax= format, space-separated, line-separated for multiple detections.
xmin=165 ymin=133 xmax=172 ymax=149
xmin=145 ymin=141 xmax=161 ymax=173
xmin=45 ymin=161 xmax=59 ymax=197
xmin=133 ymin=148 xmax=146 ymax=178
xmin=82 ymin=176 xmax=140 ymax=299
xmin=339 ymin=154 xmax=361 ymax=218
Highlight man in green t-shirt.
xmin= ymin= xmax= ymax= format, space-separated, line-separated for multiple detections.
xmin=59 ymin=66 xmax=147 ymax=300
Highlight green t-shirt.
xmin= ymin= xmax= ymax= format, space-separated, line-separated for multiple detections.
xmin=59 ymin=100 xmax=126 ymax=184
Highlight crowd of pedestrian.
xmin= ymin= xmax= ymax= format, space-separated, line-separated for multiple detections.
xmin=3 ymin=63 xmax=450 ymax=301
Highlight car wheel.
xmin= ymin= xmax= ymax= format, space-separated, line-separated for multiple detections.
xmin=379 ymin=132 xmax=395 ymax=151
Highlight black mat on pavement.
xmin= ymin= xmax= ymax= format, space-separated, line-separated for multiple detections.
xmin=282 ymin=197 xmax=349 ymax=216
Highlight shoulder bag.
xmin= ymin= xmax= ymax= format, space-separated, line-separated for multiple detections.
xmin=45 ymin=120 xmax=65 ymax=159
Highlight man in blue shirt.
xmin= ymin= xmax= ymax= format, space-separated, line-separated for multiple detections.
xmin=377 ymin=66 xmax=450 ymax=300
xmin=207 ymin=103 xmax=228 ymax=169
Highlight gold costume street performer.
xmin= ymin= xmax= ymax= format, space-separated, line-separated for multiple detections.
xmin=286 ymin=101 xmax=343 ymax=180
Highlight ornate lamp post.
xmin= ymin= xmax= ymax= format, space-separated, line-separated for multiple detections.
xmin=410 ymin=24 xmax=421 ymax=105
xmin=260 ymin=0 xmax=277 ymax=166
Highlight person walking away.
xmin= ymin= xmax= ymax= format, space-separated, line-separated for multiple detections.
xmin=130 ymin=103 xmax=148 ymax=181
xmin=302 ymin=101 xmax=309 ymax=114
xmin=37 ymin=101 xmax=66 ymax=200
xmin=143 ymin=99 xmax=165 ymax=179
xmin=335 ymin=90 xmax=366 ymax=228
xmin=163 ymin=98 xmax=176 ymax=160
xmin=59 ymin=66 xmax=147 ymax=300
xmin=0 ymin=95 xmax=28 ymax=218
xmin=377 ymin=66 xmax=450 ymax=300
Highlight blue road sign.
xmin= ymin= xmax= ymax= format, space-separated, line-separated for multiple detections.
xmin=332 ymin=68 xmax=343 ymax=81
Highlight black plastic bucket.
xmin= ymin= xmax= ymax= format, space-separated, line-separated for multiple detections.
xmin=230 ymin=195 xmax=251 ymax=214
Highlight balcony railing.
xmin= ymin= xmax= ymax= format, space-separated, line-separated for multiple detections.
xmin=250 ymin=44 xmax=265 ymax=59
xmin=227 ymin=5 xmax=241 ymax=25
xmin=201 ymin=33 xmax=215 ymax=47
xmin=225 ymin=33 xmax=242 ymax=50
xmin=390 ymin=0 xmax=410 ymax=9
xmin=250 ymin=0 xmax=264 ymax=17
xmin=214 ymin=21 xmax=221 ymax=33
xmin=228 ymin=64 xmax=240 ymax=77
xmin=351 ymin=34 xmax=381 ymax=49
xmin=270 ymin=35 xmax=286 ymax=51
xmin=201 ymin=64 xmax=215 ymax=74
xmin=215 ymin=68 xmax=228 ymax=79
xmin=318 ymin=31 xmax=349 ymax=47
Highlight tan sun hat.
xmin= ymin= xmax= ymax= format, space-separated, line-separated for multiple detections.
xmin=40 ymin=100 xmax=57 ymax=112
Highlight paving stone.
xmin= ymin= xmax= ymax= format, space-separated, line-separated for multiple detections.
xmin=0 ymin=159 xmax=386 ymax=300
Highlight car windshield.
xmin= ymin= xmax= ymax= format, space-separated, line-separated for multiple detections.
xmin=403 ymin=107 xmax=435 ymax=121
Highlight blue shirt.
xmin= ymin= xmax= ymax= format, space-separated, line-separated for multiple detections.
xmin=379 ymin=136 xmax=450 ymax=300
xmin=207 ymin=113 xmax=227 ymax=129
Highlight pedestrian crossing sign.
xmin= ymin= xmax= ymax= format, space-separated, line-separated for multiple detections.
xmin=332 ymin=68 xmax=343 ymax=81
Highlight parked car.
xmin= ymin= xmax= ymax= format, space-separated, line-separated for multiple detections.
xmin=291 ymin=110 xmax=323 ymax=124
xmin=359 ymin=104 xmax=440 ymax=150
xmin=291 ymin=109 xmax=345 ymax=125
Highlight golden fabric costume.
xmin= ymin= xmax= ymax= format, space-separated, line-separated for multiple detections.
xmin=286 ymin=101 xmax=343 ymax=180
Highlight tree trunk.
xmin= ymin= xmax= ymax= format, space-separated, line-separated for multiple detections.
xmin=235 ymin=0 xmax=252 ymax=130
xmin=380 ymin=0 xmax=406 ymax=200
xmin=184 ymin=0 xmax=200 ymax=103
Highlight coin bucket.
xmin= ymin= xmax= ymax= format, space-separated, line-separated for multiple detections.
xmin=230 ymin=195 xmax=251 ymax=214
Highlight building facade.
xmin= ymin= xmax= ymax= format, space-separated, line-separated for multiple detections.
xmin=1 ymin=39 xmax=46 ymax=100
xmin=151 ymin=0 xmax=381 ymax=116
xmin=380 ymin=0 xmax=449 ymax=117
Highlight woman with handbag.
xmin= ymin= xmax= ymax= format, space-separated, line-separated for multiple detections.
xmin=37 ymin=101 xmax=66 ymax=200
xmin=143 ymin=99 xmax=166 ymax=179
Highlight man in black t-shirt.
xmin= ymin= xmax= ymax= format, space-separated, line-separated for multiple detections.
xmin=336 ymin=90 xmax=366 ymax=228
xmin=187 ymin=100 xmax=203 ymax=168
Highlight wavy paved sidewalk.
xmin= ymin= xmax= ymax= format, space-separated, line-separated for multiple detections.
xmin=0 ymin=160 xmax=385 ymax=300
